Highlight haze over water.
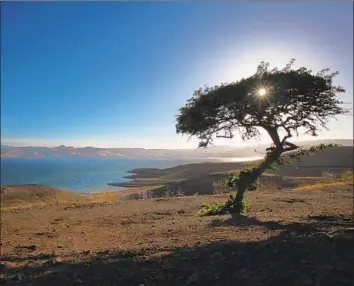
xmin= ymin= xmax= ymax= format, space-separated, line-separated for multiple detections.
xmin=1 ymin=157 xmax=261 ymax=192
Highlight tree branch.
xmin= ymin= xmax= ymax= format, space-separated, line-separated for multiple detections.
xmin=265 ymin=128 xmax=281 ymax=146
xmin=283 ymin=143 xmax=299 ymax=152
xmin=216 ymin=134 xmax=233 ymax=139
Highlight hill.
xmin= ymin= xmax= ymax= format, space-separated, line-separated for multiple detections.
xmin=108 ymin=146 xmax=353 ymax=198
xmin=1 ymin=185 xmax=89 ymax=209
xmin=1 ymin=185 xmax=141 ymax=210
xmin=1 ymin=139 xmax=352 ymax=158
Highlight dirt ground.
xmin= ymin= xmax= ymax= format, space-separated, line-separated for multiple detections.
xmin=1 ymin=187 xmax=354 ymax=286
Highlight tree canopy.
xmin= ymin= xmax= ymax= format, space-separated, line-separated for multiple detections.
xmin=176 ymin=59 xmax=350 ymax=214
xmin=176 ymin=59 xmax=348 ymax=149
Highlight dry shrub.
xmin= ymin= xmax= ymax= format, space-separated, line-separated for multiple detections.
xmin=340 ymin=169 xmax=353 ymax=183
xmin=294 ymin=169 xmax=353 ymax=191
xmin=321 ymin=171 xmax=338 ymax=183
xmin=212 ymin=178 xmax=232 ymax=195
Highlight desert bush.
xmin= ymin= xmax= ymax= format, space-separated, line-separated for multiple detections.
xmin=196 ymin=202 xmax=227 ymax=216
xmin=138 ymin=190 xmax=153 ymax=200
xmin=196 ymin=199 xmax=251 ymax=216
xmin=340 ymin=169 xmax=353 ymax=183
xmin=164 ymin=187 xmax=173 ymax=198
xmin=176 ymin=186 xmax=184 ymax=197
xmin=163 ymin=186 xmax=186 ymax=198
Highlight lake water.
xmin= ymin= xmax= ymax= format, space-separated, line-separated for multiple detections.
xmin=0 ymin=157 xmax=259 ymax=193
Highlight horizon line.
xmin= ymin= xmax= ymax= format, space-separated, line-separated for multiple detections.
xmin=1 ymin=138 xmax=353 ymax=150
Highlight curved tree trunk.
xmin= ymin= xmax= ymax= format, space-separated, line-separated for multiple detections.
xmin=228 ymin=126 xmax=300 ymax=213
xmin=230 ymin=146 xmax=283 ymax=211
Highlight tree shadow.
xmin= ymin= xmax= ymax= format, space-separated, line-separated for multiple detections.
xmin=274 ymin=198 xmax=309 ymax=204
xmin=1 ymin=215 xmax=354 ymax=286
xmin=209 ymin=213 xmax=353 ymax=234
xmin=209 ymin=214 xmax=289 ymax=230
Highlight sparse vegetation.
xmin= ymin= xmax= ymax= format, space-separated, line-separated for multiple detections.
xmin=341 ymin=169 xmax=354 ymax=182
xmin=196 ymin=199 xmax=252 ymax=216
xmin=294 ymin=182 xmax=348 ymax=192
xmin=196 ymin=202 xmax=227 ymax=216
xmin=2 ymin=186 xmax=353 ymax=285
xmin=294 ymin=169 xmax=353 ymax=191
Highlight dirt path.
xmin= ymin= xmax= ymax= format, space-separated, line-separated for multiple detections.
xmin=1 ymin=188 xmax=353 ymax=285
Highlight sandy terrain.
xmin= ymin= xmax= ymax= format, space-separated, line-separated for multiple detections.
xmin=1 ymin=186 xmax=353 ymax=285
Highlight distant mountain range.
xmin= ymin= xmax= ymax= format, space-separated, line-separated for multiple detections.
xmin=1 ymin=139 xmax=352 ymax=158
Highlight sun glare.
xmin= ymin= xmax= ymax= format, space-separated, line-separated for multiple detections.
xmin=258 ymin=88 xmax=266 ymax=97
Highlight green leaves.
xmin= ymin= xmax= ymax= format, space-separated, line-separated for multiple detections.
xmin=196 ymin=202 xmax=227 ymax=216
xmin=195 ymin=200 xmax=252 ymax=216
xmin=227 ymin=166 xmax=259 ymax=190
xmin=176 ymin=59 xmax=349 ymax=149
xmin=228 ymin=173 xmax=240 ymax=188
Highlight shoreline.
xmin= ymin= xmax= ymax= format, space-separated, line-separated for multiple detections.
xmin=2 ymin=147 xmax=353 ymax=199
xmin=2 ymin=157 xmax=262 ymax=193
xmin=1 ymin=156 xmax=261 ymax=192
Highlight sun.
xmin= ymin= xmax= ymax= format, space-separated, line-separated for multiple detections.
xmin=258 ymin=88 xmax=267 ymax=97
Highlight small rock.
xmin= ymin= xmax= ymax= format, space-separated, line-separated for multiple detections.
xmin=28 ymin=244 xmax=38 ymax=251
xmin=53 ymin=256 xmax=63 ymax=264
xmin=57 ymin=245 xmax=63 ymax=249
xmin=83 ymin=250 xmax=91 ymax=255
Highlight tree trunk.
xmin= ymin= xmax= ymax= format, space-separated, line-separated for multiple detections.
xmin=231 ymin=146 xmax=283 ymax=211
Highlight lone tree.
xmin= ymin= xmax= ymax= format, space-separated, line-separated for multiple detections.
xmin=176 ymin=59 xmax=349 ymax=214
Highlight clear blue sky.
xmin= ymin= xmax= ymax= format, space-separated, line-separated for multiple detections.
xmin=1 ymin=2 xmax=353 ymax=148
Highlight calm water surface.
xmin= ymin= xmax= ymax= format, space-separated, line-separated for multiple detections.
xmin=1 ymin=157 xmax=258 ymax=193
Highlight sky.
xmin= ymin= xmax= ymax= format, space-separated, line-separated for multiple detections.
xmin=1 ymin=2 xmax=353 ymax=149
